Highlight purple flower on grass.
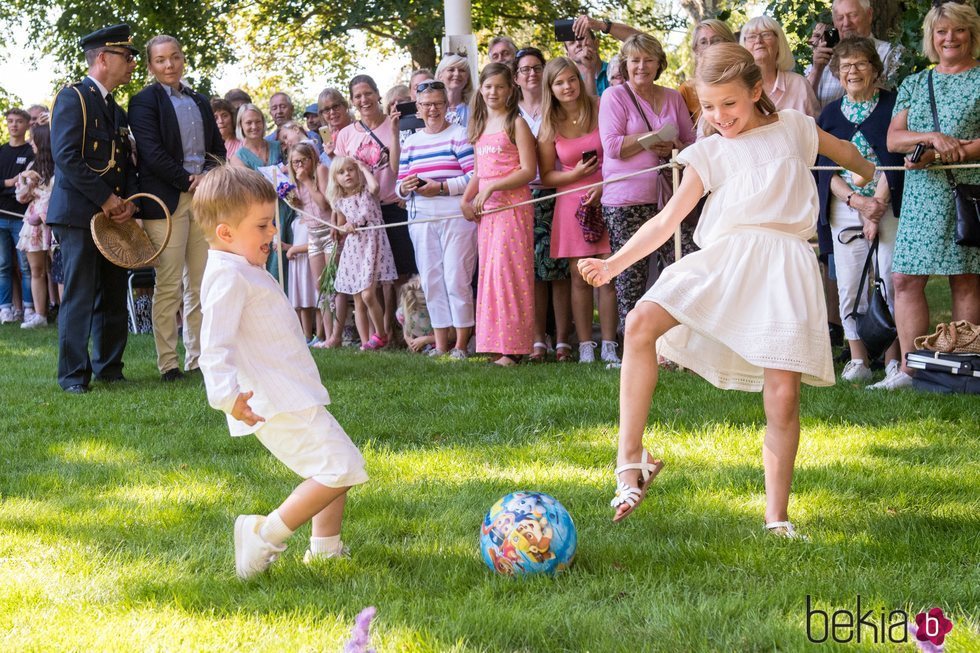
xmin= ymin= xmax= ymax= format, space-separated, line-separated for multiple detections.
xmin=344 ymin=606 xmax=377 ymax=653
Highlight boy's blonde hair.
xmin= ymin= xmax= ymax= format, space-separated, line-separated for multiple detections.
xmin=326 ymin=156 xmax=366 ymax=206
xmin=193 ymin=165 xmax=277 ymax=238
xmin=695 ymin=43 xmax=776 ymax=137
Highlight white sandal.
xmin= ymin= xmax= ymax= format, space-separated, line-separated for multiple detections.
xmin=764 ymin=521 xmax=809 ymax=541
xmin=610 ymin=449 xmax=664 ymax=523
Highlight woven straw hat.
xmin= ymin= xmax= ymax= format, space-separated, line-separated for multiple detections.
xmin=90 ymin=193 xmax=171 ymax=269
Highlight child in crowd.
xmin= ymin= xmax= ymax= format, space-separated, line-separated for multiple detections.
xmin=15 ymin=123 xmax=54 ymax=329
xmin=579 ymin=44 xmax=875 ymax=536
xmin=537 ymin=57 xmax=619 ymax=365
xmin=461 ymin=63 xmax=537 ymax=366
xmin=195 ymin=165 xmax=367 ymax=579
xmin=286 ymin=142 xmax=328 ymax=343
xmin=397 ymin=275 xmax=437 ymax=353
xmin=327 ymin=156 xmax=397 ymax=350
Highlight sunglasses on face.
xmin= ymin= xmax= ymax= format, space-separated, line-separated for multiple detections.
xmin=415 ymin=81 xmax=447 ymax=93
xmin=103 ymin=49 xmax=136 ymax=63
xmin=514 ymin=47 xmax=545 ymax=61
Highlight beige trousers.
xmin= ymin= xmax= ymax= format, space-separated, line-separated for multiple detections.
xmin=143 ymin=192 xmax=209 ymax=374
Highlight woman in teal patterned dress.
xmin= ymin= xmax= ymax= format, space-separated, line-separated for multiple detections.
xmin=885 ymin=1 xmax=980 ymax=389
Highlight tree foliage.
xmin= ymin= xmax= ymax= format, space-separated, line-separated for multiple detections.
xmin=5 ymin=0 xmax=236 ymax=99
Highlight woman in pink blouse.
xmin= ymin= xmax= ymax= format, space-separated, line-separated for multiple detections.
xmin=599 ymin=33 xmax=696 ymax=332
xmin=740 ymin=16 xmax=820 ymax=118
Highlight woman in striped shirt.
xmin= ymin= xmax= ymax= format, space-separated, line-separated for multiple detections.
xmin=396 ymin=81 xmax=478 ymax=358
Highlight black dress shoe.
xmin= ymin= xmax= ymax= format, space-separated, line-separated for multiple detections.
xmin=64 ymin=384 xmax=90 ymax=394
xmin=161 ymin=368 xmax=185 ymax=382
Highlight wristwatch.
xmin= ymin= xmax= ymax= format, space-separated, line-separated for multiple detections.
xmin=439 ymin=181 xmax=447 ymax=196
xmin=602 ymin=19 xmax=613 ymax=34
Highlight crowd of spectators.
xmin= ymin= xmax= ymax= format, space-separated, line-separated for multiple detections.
xmin=1 ymin=0 xmax=977 ymax=391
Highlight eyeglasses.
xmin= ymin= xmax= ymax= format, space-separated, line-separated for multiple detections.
xmin=320 ymin=103 xmax=346 ymax=113
xmin=695 ymin=35 xmax=726 ymax=48
xmin=744 ymin=31 xmax=777 ymax=43
xmin=103 ymin=49 xmax=136 ymax=63
xmin=517 ymin=65 xmax=544 ymax=75
xmin=838 ymin=61 xmax=872 ymax=73
xmin=418 ymin=101 xmax=447 ymax=110
xmin=415 ymin=81 xmax=446 ymax=94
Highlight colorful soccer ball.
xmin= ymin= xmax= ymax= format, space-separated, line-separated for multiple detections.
xmin=479 ymin=491 xmax=577 ymax=577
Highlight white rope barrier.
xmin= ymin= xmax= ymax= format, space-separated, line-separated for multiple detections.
xmin=283 ymin=161 xmax=980 ymax=235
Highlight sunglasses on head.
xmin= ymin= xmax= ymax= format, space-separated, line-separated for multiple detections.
xmin=416 ymin=81 xmax=447 ymax=93
xmin=514 ymin=47 xmax=545 ymax=61
xmin=932 ymin=0 xmax=968 ymax=6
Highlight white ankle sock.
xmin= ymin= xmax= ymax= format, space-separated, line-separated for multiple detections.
xmin=260 ymin=510 xmax=294 ymax=546
xmin=310 ymin=535 xmax=343 ymax=556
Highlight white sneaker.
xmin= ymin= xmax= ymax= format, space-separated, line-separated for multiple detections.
xmin=868 ymin=368 xmax=914 ymax=390
xmin=234 ymin=515 xmax=286 ymax=580
xmin=600 ymin=340 xmax=620 ymax=364
xmin=427 ymin=348 xmax=447 ymax=358
xmin=841 ymin=359 xmax=872 ymax=383
xmin=0 ymin=307 xmax=15 ymax=324
xmin=20 ymin=313 xmax=47 ymax=329
xmin=866 ymin=360 xmax=900 ymax=390
xmin=11 ymin=308 xmax=23 ymax=322
xmin=578 ymin=341 xmax=596 ymax=363
xmin=448 ymin=348 xmax=467 ymax=360
xmin=302 ymin=544 xmax=350 ymax=564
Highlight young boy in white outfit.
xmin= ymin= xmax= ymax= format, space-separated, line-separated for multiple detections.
xmin=194 ymin=166 xmax=368 ymax=579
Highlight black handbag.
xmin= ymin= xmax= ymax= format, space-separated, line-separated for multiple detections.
xmin=928 ymin=71 xmax=980 ymax=247
xmin=847 ymin=236 xmax=897 ymax=361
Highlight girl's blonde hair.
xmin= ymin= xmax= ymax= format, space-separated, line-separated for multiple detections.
xmin=739 ymin=16 xmax=795 ymax=72
xmin=922 ymin=1 xmax=980 ymax=62
xmin=326 ymin=156 xmax=366 ymax=204
xmin=538 ymin=57 xmax=598 ymax=143
xmin=695 ymin=43 xmax=776 ymax=137
xmin=467 ymin=62 xmax=520 ymax=144
xmin=286 ymin=142 xmax=320 ymax=207
xmin=435 ymin=54 xmax=473 ymax=104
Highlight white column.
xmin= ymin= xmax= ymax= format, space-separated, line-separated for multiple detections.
xmin=443 ymin=0 xmax=478 ymax=78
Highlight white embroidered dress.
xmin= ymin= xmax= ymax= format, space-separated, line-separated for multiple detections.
xmin=642 ymin=110 xmax=834 ymax=391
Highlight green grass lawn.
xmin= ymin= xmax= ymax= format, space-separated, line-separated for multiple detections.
xmin=1 ymin=280 xmax=977 ymax=652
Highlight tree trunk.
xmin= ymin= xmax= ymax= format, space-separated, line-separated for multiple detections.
xmin=679 ymin=0 xmax=723 ymax=23
xmin=407 ymin=36 xmax=438 ymax=71
xmin=871 ymin=0 xmax=902 ymax=39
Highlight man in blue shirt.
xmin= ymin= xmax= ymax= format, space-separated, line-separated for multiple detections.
xmin=564 ymin=14 xmax=641 ymax=98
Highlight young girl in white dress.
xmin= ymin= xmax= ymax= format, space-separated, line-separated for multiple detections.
xmin=579 ymin=43 xmax=876 ymax=536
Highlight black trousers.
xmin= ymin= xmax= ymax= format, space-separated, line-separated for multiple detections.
xmin=50 ymin=225 xmax=128 ymax=388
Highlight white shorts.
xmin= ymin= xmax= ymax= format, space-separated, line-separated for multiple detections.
xmin=253 ymin=406 xmax=368 ymax=488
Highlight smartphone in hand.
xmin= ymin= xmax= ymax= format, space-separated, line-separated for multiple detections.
xmin=554 ymin=19 xmax=576 ymax=42
xmin=581 ymin=150 xmax=598 ymax=164
xmin=908 ymin=143 xmax=926 ymax=163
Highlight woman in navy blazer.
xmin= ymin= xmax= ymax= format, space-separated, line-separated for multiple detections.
xmin=815 ymin=37 xmax=904 ymax=388
xmin=128 ymin=34 xmax=225 ymax=382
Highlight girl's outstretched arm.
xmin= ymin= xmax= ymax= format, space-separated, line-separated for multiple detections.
xmin=359 ymin=163 xmax=381 ymax=197
xmin=817 ymin=127 xmax=875 ymax=187
xmin=579 ymin=167 xmax=703 ymax=287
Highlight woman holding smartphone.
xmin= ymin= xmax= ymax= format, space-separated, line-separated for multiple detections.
xmin=538 ymin=57 xmax=619 ymax=364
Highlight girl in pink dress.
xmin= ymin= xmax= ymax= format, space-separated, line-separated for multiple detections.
xmin=538 ymin=57 xmax=619 ymax=365
xmin=327 ymin=157 xmax=397 ymax=351
xmin=461 ymin=63 xmax=538 ymax=366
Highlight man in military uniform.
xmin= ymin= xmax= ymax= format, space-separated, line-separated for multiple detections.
xmin=47 ymin=24 xmax=139 ymax=393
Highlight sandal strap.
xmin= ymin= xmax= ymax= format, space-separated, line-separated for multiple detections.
xmin=555 ymin=342 xmax=572 ymax=351
xmin=610 ymin=480 xmax=642 ymax=508
xmin=764 ymin=521 xmax=795 ymax=532
xmin=532 ymin=341 xmax=548 ymax=349
xmin=614 ymin=450 xmax=659 ymax=482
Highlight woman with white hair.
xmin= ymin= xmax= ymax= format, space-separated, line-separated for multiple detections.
xmin=741 ymin=15 xmax=820 ymax=117
xmin=435 ymin=54 xmax=473 ymax=126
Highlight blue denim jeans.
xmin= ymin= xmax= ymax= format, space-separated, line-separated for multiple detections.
xmin=0 ymin=217 xmax=33 ymax=308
